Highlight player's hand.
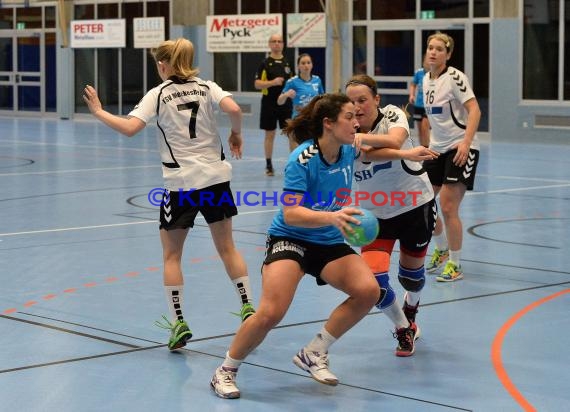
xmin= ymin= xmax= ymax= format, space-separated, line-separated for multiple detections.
xmin=273 ymin=77 xmax=285 ymax=86
xmin=403 ymin=146 xmax=439 ymax=161
xmin=353 ymin=133 xmax=364 ymax=149
xmin=452 ymin=141 xmax=470 ymax=166
xmin=82 ymin=85 xmax=103 ymax=115
xmin=228 ymin=131 xmax=243 ymax=159
xmin=330 ymin=207 xmax=363 ymax=238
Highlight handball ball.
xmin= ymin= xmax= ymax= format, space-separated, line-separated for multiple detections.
xmin=344 ymin=209 xmax=379 ymax=247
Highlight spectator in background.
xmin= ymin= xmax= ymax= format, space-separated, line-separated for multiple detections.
xmin=277 ymin=53 xmax=324 ymax=150
xmin=254 ymin=34 xmax=293 ymax=176
xmin=409 ymin=54 xmax=430 ymax=147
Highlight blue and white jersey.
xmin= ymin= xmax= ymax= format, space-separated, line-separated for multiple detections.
xmin=129 ymin=76 xmax=232 ymax=190
xmin=281 ymin=75 xmax=324 ymax=118
xmin=412 ymin=68 xmax=427 ymax=108
xmin=354 ymin=105 xmax=434 ymax=219
xmin=422 ymin=66 xmax=479 ymax=153
xmin=268 ymin=139 xmax=356 ymax=244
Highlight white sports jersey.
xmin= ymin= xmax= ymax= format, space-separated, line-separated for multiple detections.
xmin=354 ymin=105 xmax=434 ymax=219
xmin=422 ymin=66 xmax=479 ymax=152
xmin=129 ymin=76 xmax=232 ymax=190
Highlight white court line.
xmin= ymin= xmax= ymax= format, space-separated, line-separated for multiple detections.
xmin=1 ymin=181 xmax=568 ymax=238
xmin=0 ymin=138 xmax=158 ymax=152
xmin=0 ymin=158 xmax=269 ymax=177
xmin=477 ymin=174 xmax=570 ymax=184
xmin=0 ymin=221 xmax=155 ymax=237
xmin=0 ymin=208 xmax=279 ymax=237
xmin=0 ymin=164 xmax=159 ymax=177
xmin=467 ymin=182 xmax=570 ymax=196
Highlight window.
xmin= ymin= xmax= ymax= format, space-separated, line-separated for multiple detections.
xmin=474 ymin=0 xmax=490 ymax=17
xmin=421 ymin=0 xmax=468 ymax=18
xmin=212 ymin=0 xmax=325 ymax=92
xmin=372 ymin=0 xmax=415 ymax=19
xmin=73 ymin=1 xmax=170 ymax=114
xmin=523 ymin=0 xmax=560 ymax=100
xmin=473 ymin=24 xmax=489 ymax=131
xmin=352 ymin=0 xmax=367 ymax=20
xmin=121 ymin=2 xmax=144 ymax=114
xmin=353 ymin=26 xmax=367 ymax=74
xmin=564 ymin=0 xmax=570 ymax=100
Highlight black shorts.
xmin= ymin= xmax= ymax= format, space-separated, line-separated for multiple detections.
xmin=159 ymin=181 xmax=238 ymax=230
xmin=263 ymin=235 xmax=357 ymax=285
xmin=412 ymin=106 xmax=427 ymax=121
xmin=259 ymin=98 xmax=292 ymax=131
xmin=377 ymin=199 xmax=437 ymax=255
xmin=423 ymin=148 xmax=479 ymax=190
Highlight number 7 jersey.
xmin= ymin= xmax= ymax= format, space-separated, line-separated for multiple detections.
xmin=129 ymin=76 xmax=233 ymax=190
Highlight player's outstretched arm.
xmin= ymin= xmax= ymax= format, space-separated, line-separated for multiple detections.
xmin=83 ymin=85 xmax=145 ymax=137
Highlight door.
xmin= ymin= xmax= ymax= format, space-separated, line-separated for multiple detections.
xmin=0 ymin=32 xmax=44 ymax=113
xmin=366 ymin=23 xmax=490 ymax=132
xmin=367 ymin=23 xmax=467 ymax=110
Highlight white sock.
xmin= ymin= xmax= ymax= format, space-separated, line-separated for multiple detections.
xmin=404 ymin=291 xmax=421 ymax=307
xmin=222 ymin=351 xmax=243 ymax=370
xmin=449 ymin=250 xmax=461 ymax=266
xmin=432 ymin=231 xmax=448 ymax=251
xmin=232 ymin=276 xmax=253 ymax=305
xmin=306 ymin=327 xmax=337 ymax=353
xmin=383 ymin=299 xmax=409 ymax=329
xmin=164 ymin=285 xmax=184 ymax=322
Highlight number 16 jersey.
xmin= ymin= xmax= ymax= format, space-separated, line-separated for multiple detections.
xmin=422 ymin=66 xmax=480 ymax=153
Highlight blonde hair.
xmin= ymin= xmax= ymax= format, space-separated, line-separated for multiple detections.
xmin=427 ymin=32 xmax=454 ymax=54
xmin=151 ymin=38 xmax=199 ymax=79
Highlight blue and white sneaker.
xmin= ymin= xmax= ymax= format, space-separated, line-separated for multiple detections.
xmin=293 ymin=348 xmax=338 ymax=386
xmin=210 ymin=366 xmax=240 ymax=399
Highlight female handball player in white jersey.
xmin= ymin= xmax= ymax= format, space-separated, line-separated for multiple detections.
xmin=422 ymin=32 xmax=481 ymax=282
xmin=346 ymin=74 xmax=438 ymax=357
xmin=83 ymin=37 xmax=255 ymax=351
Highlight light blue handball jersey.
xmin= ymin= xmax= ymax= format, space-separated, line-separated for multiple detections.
xmin=412 ymin=68 xmax=427 ymax=108
xmin=268 ymin=139 xmax=357 ymax=245
xmin=281 ymin=75 xmax=324 ymax=118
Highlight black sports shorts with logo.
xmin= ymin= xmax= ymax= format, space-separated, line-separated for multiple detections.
xmin=263 ymin=235 xmax=356 ymax=286
xmin=423 ymin=148 xmax=479 ymax=190
xmin=159 ymin=181 xmax=238 ymax=230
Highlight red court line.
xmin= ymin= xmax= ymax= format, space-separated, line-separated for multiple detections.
xmin=491 ymin=288 xmax=570 ymax=412
xmin=2 ymin=244 xmax=266 ymax=316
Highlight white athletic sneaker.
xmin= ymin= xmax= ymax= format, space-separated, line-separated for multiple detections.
xmin=293 ymin=348 xmax=339 ymax=386
xmin=210 ymin=366 xmax=240 ymax=399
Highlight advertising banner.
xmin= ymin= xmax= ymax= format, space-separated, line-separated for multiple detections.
xmin=286 ymin=13 xmax=326 ymax=48
xmin=206 ymin=13 xmax=282 ymax=52
xmin=133 ymin=17 xmax=165 ymax=49
xmin=70 ymin=19 xmax=126 ymax=48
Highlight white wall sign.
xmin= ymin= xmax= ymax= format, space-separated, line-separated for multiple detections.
xmin=286 ymin=13 xmax=326 ymax=48
xmin=70 ymin=19 xmax=126 ymax=48
xmin=206 ymin=13 xmax=282 ymax=52
xmin=133 ymin=17 xmax=165 ymax=49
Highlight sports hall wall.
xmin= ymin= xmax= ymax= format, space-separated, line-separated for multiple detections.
xmin=1 ymin=1 xmax=569 ymax=144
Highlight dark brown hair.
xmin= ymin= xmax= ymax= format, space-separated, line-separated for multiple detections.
xmin=284 ymin=93 xmax=351 ymax=144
